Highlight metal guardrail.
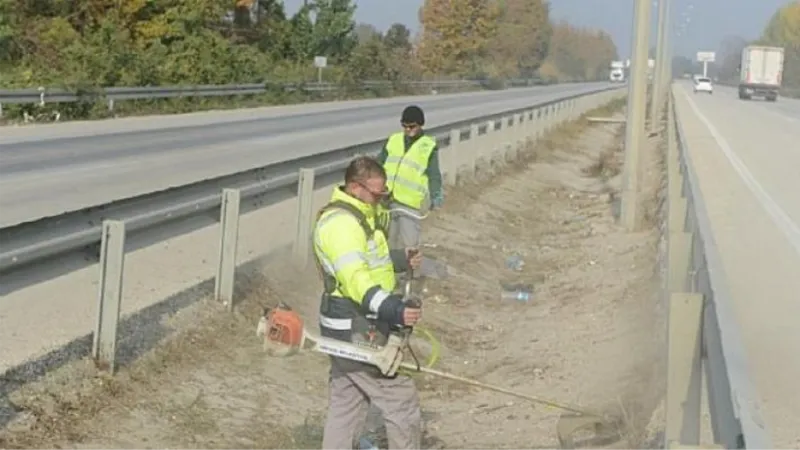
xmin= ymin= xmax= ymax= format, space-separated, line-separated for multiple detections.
xmin=0 ymin=78 xmax=551 ymax=109
xmin=0 ymin=86 xmax=626 ymax=371
xmin=665 ymin=91 xmax=771 ymax=448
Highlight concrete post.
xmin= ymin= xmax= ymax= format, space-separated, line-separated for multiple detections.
xmin=620 ymin=0 xmax=653 ymax=231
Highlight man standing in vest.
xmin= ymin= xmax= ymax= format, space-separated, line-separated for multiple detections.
xmin=377 ymin=105 xmax=443 ymax=253
xmin=313 ymin=155 xmax=424 ymax=450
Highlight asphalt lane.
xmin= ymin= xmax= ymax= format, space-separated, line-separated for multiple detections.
xmin=0 ymin=83 xmax=610 ymax=226
xmin=673 ymin=81 xmax=800 ymax=448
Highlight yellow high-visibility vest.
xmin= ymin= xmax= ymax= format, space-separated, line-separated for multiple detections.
xmin=312 ymin=186 xmax=396 ymax=343
xmin=383 ymin=132 xmax=436 ymax=209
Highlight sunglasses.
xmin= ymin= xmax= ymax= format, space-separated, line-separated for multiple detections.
xmin=357 ymin=180 xmax=389 ymax=199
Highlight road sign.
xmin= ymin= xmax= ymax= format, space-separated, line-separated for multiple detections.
xmin=313 ymin=56 xmax=327 ymax=68
xmin=696 ymin=51 xmax=716 ymax=63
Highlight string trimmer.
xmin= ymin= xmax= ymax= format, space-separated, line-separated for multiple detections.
xmin=255 ymin=276 xmax=623 ymax=448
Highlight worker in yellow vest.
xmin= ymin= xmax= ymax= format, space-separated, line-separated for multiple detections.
xmin=313 ymin=156 xmax=424 ymax=449
xmin=377 ymin=105 xmax=443 ymax=252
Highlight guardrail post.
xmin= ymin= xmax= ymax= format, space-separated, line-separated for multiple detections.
xmin=293 ymin=168 xmax=316 ymax=266
xmin=541 ymin=107 xmax=549 ymax=134
xmin=467 ymin=123 xmax=479 ymax=177
xmin=553 ymin=103 xmax=559 ymax=129
xmin=511 ymin=113 xmax=524 ymax=161
xmin=445 ymin=129 xmax=460 ymax=186
xmin=665 ymin=95 xmax=702 ymax=445
xmin=503 ymin=115 xmax=512 ymax=160
xmin=484 ymin=119 xmax=495 ymax=165
xmin=214 ymin=188 xmax=241 ymax=309
xmin=541 ymin=107 xmax=549 ymax=136
xmin=513 ymin=113 xmax=523 ymax=150
xmin=92 ymin=220 xmax=126 ymax=374
xmin=522 ymin=110 xmax=533 ymax=146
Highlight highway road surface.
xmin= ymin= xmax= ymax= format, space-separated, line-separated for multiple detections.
xmin=673 ymin=81 xmax=800 ymax=448
xmin=0 ymin=82 xmax=611 ymax=227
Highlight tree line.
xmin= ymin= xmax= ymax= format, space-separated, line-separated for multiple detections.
xmin=0 ymin=0 xmax=619 ymax=119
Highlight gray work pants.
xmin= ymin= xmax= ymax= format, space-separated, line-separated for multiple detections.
xmin=388 ymin=201 xmax=422 ymax=251
xmin=321 ymin=358 xmax=422 ymax=450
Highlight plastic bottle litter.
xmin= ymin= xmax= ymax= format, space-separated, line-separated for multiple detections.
xmin=501 ymin=289 xmax=533 ymax=302
xmin=500 ymin=283 xmax=534 ymax=302
xmin=505 ymin=254 xmax=525 ymax=271
xmin=359 ymin=437 xmax=379 ymax=450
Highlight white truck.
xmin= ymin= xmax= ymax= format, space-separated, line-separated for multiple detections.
xmin=609 ymin=60 xmax=625 ymax=83
xmin=738 ymin=45 xmax=784 ymax=101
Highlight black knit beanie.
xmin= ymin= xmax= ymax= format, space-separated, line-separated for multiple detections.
xmin=401 ymin=105 xmax=425 ymax=126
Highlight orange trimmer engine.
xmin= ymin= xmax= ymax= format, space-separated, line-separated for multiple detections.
xmin=261 ymin=302 xmax=305 ymax=356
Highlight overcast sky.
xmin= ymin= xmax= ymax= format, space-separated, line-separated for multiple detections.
xmin=283 ymin=0 xmax=793 ymax=59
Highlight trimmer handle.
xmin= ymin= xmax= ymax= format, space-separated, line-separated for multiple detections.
xmin=403 ymin=248 xmax=420 ymax=301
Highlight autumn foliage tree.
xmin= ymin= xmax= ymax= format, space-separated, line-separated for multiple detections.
xmin=538 ymin=21 xmax=618 ymax=82
xmin=758 ymin=2 xmax=800 ymax=88
xmin=416 ymin=0 xmax=617 ymax=81
xmin=0 ymin=0 xmax=623 ymax=120
xmin=416 ymin=0 xmax=501 ymax=77
xmin=487 ymin=0 xmax=552 ymax=78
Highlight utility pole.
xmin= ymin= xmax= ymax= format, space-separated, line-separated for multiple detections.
xmin=660 ymin=1 xmax=674 ymax=113
xmin=650 ymin=0 xmax=670 ymax=135
xmin=663 ymin=24 xmax=673 ymax=98
xmin=620 ymin=0 xmax=653 ymax=231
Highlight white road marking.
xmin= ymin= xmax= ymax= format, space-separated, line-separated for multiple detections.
xmin=681 ymin=89 xmax=800 ymax=256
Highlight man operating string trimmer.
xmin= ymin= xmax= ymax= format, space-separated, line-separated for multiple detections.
xmin=311 ymin=155 xmax=425 ymax=449
xmin=259 ymin=158 xmax=624 ymax=450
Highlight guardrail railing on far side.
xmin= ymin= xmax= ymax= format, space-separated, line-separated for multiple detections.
xmin=61 ymin=87 xmax=624 ymax=373
xmin=665 ymin=90 xmax=771 ymax=449
xmin=0 ymin=78 xmax=553 ymax=116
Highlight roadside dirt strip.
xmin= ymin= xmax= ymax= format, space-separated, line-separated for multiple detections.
xmin=0 ymin=101 xmax=669 ymax=449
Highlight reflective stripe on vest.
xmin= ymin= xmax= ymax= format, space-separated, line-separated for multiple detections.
xmin=384 ymin=132 xmax=436 ymax=209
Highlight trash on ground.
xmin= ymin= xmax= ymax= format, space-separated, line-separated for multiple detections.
xmin=504 ymin=254 xmax=525 ymax=271
xmin=500 ymin=283 xmax=535 ymax=302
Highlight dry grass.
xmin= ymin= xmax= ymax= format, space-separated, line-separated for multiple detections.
xmin=0 ymin=96 xmax=668 ymax=449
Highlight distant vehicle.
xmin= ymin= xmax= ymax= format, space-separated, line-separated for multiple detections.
xmin=609 ymin=68 xmax=625 ymax=83
xmin=738 ymin=45 xmax=784 ymax=101
xmin=693 ymin=77 xmax=713 ymax=94
xmin=608 ymin=60 xmax=626 ymax=82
